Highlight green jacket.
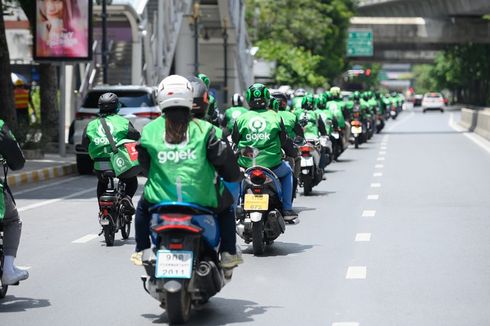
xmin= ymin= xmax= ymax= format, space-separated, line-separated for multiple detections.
xmin=296 ymin=109 xmax=321 ymax=139
xmin=137 ymin=117 xmax=239 ymax=209
xmin=82 ymin=114 xmax=140 ymax=171
xmin=0 ymin=120 xmax=25 ymax=220
xmin=326 ymin=99 xmax=346 ymax=128
xmin=232 ymin=109 xmax=296 ymax=169
xmin=277 ymin=110 xmax=303 ymax=140
xmin=224 ymin=106 xmax=248 ymax=132
xmin=316 ymin=109 xmax=334 ymax=135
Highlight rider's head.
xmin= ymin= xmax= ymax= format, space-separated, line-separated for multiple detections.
xmin=187 ymin=76 xmax=209 ymax=119
xmin=157 ymin=75 xmax=194 ymax=143
xmin=330 ymin=86 xmax=341 ymax=100
xmin=294 ymin=88 xmax=306 ymax=97
xmin=271 ymin=91 xmax=288 ymax=111
xmin=269 ymin=98 xmax=279 ymax=112
xmin=352 ymin=91 xmax=361 ymax=101
xmin=231 ymin=93 xmax=244 ymax=107
xmin=362 ymin=91 xmax=370 ymax=101
xmin=246 ymin=83 xmax=270 ymax=110
xmin=98 ymin=92 xmax=120 ymax=115
xmin=315 ymin=94 xmax=327 ymax=110
xmin=197 ymin=73 xmax=210 ymax=88
xmin=301 ymin=93 xmax=315 ymax=110
xmin=324 ymin=91 xmax=332 ymax=102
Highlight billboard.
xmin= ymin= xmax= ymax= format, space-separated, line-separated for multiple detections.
xmin=34 ymin=0 xmax=92 ymax=61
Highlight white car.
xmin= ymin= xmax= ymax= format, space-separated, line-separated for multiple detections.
xmin=71 ymin=85 xmax=160 ymax=174
xmin=422 ymin=92 xmax=445 ymax=113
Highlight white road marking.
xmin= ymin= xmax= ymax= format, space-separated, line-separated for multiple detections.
xmin=381 ymin=146 xmax=388 ymax=150
xmin=379 ymin=151 xmax=386 ymax=155
xmin=355 ymin=233 xmax=372 ymax=242
xmin=332 ymin=323 xmax=360 ymax=326
xmin=449 ymin=112 xmax=490 ymax=155
xmin=72 ymin=234 xmax=99 ymax=244
xmin=373 ymin=172 xmax=383 ymax=177
xmin=346 ymin=266 xmax=367 ymax=279
xmin=375 ymin=164 xmax=384 ymax=168
xmin=13 ymin=176 xmax=83 ymax=196
xmin=371 ymin=183 xmax=381 ymax=188
xmin=387 ymin=111 xmax=415 ymax=131
xmin=362 ymin=210 xmax=376 ymax=217
xmin=377 ymin=157 xmax=385 ymax=161
xmin=18 ymin=187 xmax=95 ymax=212
xmin=367 ymin=194 xmax=379 ymax=200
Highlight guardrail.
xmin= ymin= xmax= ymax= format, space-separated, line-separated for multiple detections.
xmin=460 ymin=107 xmax=490 ymax=141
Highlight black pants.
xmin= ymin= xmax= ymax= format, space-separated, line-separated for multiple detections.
xmin=135 ymin=197 xmax=237 ymax=254
xmin=96 ymin=173 xmax=138 ymax=199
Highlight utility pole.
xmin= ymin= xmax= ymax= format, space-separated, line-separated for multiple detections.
xmin=102 ymin=0 xmax=108 ymax=83
xmin=192 ymin=1 xmax=200 ymax=75
xmin=223 ymin=18 xmax=229 ymax=106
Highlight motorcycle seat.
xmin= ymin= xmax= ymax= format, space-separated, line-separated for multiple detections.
xmin=101 ymin=170 xmax=116 ymax=178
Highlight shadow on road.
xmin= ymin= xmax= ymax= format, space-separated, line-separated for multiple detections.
xmin=241 ymin=242 xmax=315 ymax=257
xmin=0 ymin=296 xmax=51 ymax=312
xmin=142 ymin=297 xmax=281 ymax=325
xmin=300 ymin=190 xmax=335 ymax=197
xmin=383 ymin=130 xmax=464 ymax=135
xmin=335 ymin=158 xmax=355 ymax=163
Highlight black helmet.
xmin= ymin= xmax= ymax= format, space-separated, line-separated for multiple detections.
xmin=98 ymin=92 xmax=120 ymax=114
xmin=187 ymin=76 xmax=209 ymax=119
xmin=271 ymin=91 xmax=288 ymax=111
xmin=269 ymin=98 xmax=279 ymax=112
xmin=231 ymin=93 xmax=244 ymax=107
xmin=246 ymin=83 xmax=270 ymax=109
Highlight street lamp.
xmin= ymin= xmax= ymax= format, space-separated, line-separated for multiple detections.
xmin=223 ymin=18 xmax=228 ymax=105
xmin=191 ymin=1 xmax=201 ymax=75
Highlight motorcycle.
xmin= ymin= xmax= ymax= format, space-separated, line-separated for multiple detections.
xmin=98 ymin=171 xmax=133 ymax=246
xmin=376 ymin=109 xmax=385 ymax=134
xmin=299 ymin=139 xmax=324 ymax=195
xmin=236 ymin=148 xmax=286 ymax=255
xmin=329 ymin=119 xmax=344 ymax=161
xmin=140 ymin=202 xmax=232 ymax=324
xmin=390 ymin=104 xmax=398 ymax=120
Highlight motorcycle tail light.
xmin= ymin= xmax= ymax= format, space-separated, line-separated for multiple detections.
xmin=252 ymin=187 xmax=262 ymax=194
xmin=354 ymin=112 xmax=360 ymax=118
xmin=250 ymin=169 xmax=266 ymax=185
xmin=153 ymin=214 xmax=202 ymax=233
xmin=168 ymin=243 xmax=184 ymax=250
xmin=352 ymin=121 xmax=362 ymax=127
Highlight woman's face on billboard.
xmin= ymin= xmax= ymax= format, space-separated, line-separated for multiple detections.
xmin=41 ymin=0 xmax=64 ymax=20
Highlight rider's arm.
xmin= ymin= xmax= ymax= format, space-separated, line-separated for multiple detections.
xmin=81 ymin=125 xmax=90 ymax=150
xmin=279 ymin=120 xmax=298 ymax=157
xmin=135 ymin=143 xmax=150 ymax=177
xmin=207 ymin=128 xmax=241 ymax=182
xmin=293 ymin=120 xmax=305 ymax=139
xmin=126 ymin=121 xmax=141 ymax=141
xmin=318 ymin=118 xmax=327 ymax=136
xmin=0 ymin=123 xmax=25 ymax=171
xmin=231 ymin=121 xmax=241 ymax=145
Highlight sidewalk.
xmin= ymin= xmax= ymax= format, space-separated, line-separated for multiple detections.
xmin=6 ymin=153 xmax=78 ymax=188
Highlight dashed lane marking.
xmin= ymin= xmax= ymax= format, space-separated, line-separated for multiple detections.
xmin=375 ymin=164 xmax=384 ymax=168
xmin=367 ymin=194 xmax=379 ymax=200
xmin=72 ymin=234 xmax=99 ymax=244
xmin=362 ymin=210 xmax=376 ymax=217
xmin=381 ymin=146 xmax=388 ymax=150
xmin=355 ymin=233 xmax=371 ymax=242
xmin=17 ymin=187 xmax=96 ymax=212
xmin=373 ymin=172 xmax=383 ymax=177
xmin=371 ymin=183 xmax=381 ymax=188
xmin=377 ymin=157 xmax=385 ymax=161
xmin=332 ymin=323 xmax=360 ymax=326
xmin=379 ymin=151 xmax=386 ymax=155
xmin=346 ymin=266 xmax=367 ymax=279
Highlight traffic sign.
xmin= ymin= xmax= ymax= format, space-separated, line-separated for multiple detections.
xmin=347 ymin=29 xmax=373 ymax=57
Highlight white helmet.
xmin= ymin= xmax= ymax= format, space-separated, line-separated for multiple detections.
xmin=157 ymin=75 xmax=194 ymax=111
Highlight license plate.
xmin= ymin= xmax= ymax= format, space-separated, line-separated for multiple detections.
xmin=244 ymin=194 xmax=269 ymax=211
xmin=155 ymin=250 xmax=193 ymax=279
xmin=351 ymin=126 xmax=362 ymax=134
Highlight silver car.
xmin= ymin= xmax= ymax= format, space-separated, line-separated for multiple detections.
xmin=72 ymin=85 xmax=160 ymax=174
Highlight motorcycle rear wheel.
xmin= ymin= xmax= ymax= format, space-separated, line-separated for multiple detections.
xmin=121 ymin=219 xmax=131 ymax=240
xmin=354 ymin=137 xmax=359 ymax=149
xmin=252 ymin=221 xmax=265 ymax=256
xmin=303 ymin=177 xmax=313 ymax=196
xmin=103 ymin=225 xmax=115 ymax=247
xmin=166 ymin=287 xmax=192 ymax=324
xmin=0 ymin=255 xmax=7 ymax=299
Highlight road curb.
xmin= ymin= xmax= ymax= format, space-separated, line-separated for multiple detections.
xmin=7 ymin=163 xmax=78 ymax=188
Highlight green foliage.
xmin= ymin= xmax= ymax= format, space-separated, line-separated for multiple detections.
xmin=246 ymin=0 xmax=355 ymax=87
xmin=412 ymin=64 xmax=438 ymax=94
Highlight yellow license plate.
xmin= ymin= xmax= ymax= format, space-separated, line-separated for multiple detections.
xmin=244 ymin=194 xmax=269 ymax=211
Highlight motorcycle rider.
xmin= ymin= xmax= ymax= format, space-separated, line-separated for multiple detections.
xmin=198 ymin=73 xmax=223 ymax=126
xmin=232 ymin=83 xmax=298 ymax=220
xmin=291 ymin=88 xmax=306 ymax=112
xmin=133 ymin=75 xmax=243 ymax=269
xmin=81 ymin=93 xmax=140 ymax=212
xmin=0 ymin=119 xmax=29 ymax=285
xmin=224 ymin=93 xmax=248 ymax=133
xmin=327 ymin=86 xmax=349 ymax=148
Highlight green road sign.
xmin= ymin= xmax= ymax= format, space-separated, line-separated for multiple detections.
xmin=347 ymin=29 xmax=373 ymax=57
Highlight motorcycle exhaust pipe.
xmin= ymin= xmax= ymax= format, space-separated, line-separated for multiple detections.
xmin=195 ymin=261 xmax=222 ymax=298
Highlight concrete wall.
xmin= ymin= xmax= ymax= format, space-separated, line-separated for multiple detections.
xmin=460 ymin=108 xmax=490 ymax=141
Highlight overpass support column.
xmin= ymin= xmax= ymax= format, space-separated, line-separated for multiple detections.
xmin=175 ymin=24 xmax=195 ymax=77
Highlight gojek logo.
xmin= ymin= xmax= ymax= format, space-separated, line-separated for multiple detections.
xmin=93 ymin=122 xmax=114 ymax=145
xmin=231 ymin=110 xmax=242 ymax=120
xmin=158 ymin=149 xmax=197 ymax=164
xmin=246 ymin=116 xmax=269 ymax=141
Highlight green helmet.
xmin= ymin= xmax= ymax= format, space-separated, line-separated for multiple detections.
xmin=246 ymin=83 xmax=270 ymax=109
xmin=198 ymin=73 xmax=210 ymax=88
xmin=301 ymin=93 xmax=315 ymax=110
xmin=324 ymin=91 xmax=332 ymax=102
xmin=362 ymin=91 xmax=370 ymax=101
xmin=315 ymin=94 xmax=327 ymax=110
xmin=352 ymin=91 xmax=361 ymax=101
xmin=269 ymin=97 xmax=279 ymax=112
xmin=330 ymin=86 xmax=341 ymax=99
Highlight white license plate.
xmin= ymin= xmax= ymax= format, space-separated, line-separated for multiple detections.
xmin=351 ymin=126 xmax=362 ymax=134
xmin=301 ymin=157 xmax=314 ymax=167
xmin=155 ymin=250 xmax=193 ymax=279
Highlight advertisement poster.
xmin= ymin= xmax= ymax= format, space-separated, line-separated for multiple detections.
xmin=35 ymin=0 xmax=92 ymax=61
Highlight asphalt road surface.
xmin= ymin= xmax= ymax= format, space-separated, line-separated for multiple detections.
xmin=2 ymin=106 xmax=490 ymax=326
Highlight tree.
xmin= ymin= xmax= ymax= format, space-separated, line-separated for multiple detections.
xmin=0 ymin=0 xmax=17 ymax=128
xmin=246 ymin=0 xmax=355 ymax=87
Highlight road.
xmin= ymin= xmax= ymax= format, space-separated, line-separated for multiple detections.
xmin=1 ymin=106 xmax=490 ymax=325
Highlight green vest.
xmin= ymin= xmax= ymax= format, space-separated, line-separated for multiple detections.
xmin=297 ymin=110 xmax=320 ymax=139
xmin=85 ymin=115 xmax=131 ymax=170
xmin=236 ymin=109 xmax=282 ymax=169
xmin=327 ymin=100 xmax=346 ymax=128
xmin=225 ymin=106 xmax=248 ymax=132
xmin=316 ymin=109 xmax=333 ymax=135
xmin=140 ymin=117 xmax=220 ymax=208
xmin=292 ymin=97 xmax=303 ymax=112
xmin=277 ymin=110 xmax=298 ymax=139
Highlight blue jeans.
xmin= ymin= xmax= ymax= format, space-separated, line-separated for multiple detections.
xmin=272 ymin=161 xmax=293 ymax=211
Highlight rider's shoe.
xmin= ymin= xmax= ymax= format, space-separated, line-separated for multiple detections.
xmin=1 ymin=256 xmax=29 ymax=285
xmin=220 ymin=251 xmax=243 ymax=269
xmin=121 ymin=196 xmax=135 ymax=215
xmin=283 ymin=210 xmax=299 ymax=221
xmin=130 ymin=252 xmax=143 ymax=266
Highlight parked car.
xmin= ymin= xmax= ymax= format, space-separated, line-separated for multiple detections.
xmin=422 ymin=92 xmax=445 ymax=113
xmin=71 ymin=85 xmax=160 ymax=174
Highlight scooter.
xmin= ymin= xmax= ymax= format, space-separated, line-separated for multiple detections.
xmin=298 ymin=139 xmax=324 ymax=195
